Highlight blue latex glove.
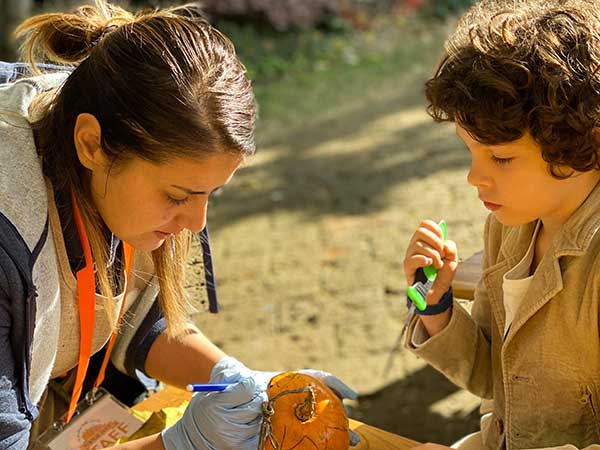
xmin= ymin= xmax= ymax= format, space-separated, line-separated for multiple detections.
xmin=211 ymin=356 xmax=360 ymax=446
xmin=161 ymin=376 xmax=266 ymax=450
xmin=161 ymin=356 xmax=360 ymax=450
xmin=211 ymin=356 xmax=358 ymax=400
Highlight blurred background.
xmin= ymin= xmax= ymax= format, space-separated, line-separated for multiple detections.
xmin=1 ymin=0 xmax=489 ymax=445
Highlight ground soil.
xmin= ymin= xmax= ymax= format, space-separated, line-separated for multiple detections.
xmin=187 ymin=27 xmax=489 ymax=446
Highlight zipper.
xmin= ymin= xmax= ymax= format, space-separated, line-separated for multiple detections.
xmin=1 ymin=211 xmax=48 ymax=419
xmin=20 ymin=218 xmax=48 ymax=419
xmin=18 ymin=288 xmax=37 ymax=421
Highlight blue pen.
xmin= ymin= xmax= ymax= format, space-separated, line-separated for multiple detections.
xmin=185 ymin=382 xmax=234 ymax=392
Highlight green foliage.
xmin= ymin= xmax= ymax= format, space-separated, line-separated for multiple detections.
xmin=239 ymin=17 xmax=450 ymax=146
xmin=418 ymin=0 xmax=477 ymax=20
xmin=216 ymin=18 xmax=371 ymax=84
xmin=214 ymin=0 xmax=476 ymax=85
xmin=199 ymin=0 xmax=341 ymax=31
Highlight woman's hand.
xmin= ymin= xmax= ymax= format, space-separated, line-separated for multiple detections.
xmin=161 ymin=376 xmax=266 ymax=450
xmin=211 ymin=356 xmax=360 ymax=446
xmin=403 ymin=220 xmax=459 ymax=305
xmin=161 ymin=356 xmax=360 ymax=449
xmin=210 ymin=356 xmax=358 ymax=401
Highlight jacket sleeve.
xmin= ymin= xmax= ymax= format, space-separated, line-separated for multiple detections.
xmin=522 ymin=445 xmax=600 ymax=450
xmin=405 ymin=214 xmax=499 ymax=399
xmin=0 ymin=264 xmax=32 ymax=449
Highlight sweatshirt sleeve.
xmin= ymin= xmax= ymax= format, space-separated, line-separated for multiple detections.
xmin=0 ymin=62 xmax=70 ymax=84
xmin=0 ymin=261 xmax=33 ymax=449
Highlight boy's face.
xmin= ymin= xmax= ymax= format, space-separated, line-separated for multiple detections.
xmin=457 ymin=124 xmax=600 ymax=232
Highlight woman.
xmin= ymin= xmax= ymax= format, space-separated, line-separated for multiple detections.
xmin=0 ymin=1 xmax=357 ymax=449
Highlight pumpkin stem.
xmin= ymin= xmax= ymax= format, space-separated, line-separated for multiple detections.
xmin=295 ymin=386 xmax=316 ymax=422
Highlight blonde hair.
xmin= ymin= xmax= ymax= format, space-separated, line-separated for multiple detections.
xmin=16 ymin=1 xmax=256 ymax=337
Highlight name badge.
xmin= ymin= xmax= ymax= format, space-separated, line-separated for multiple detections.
xmin=35 ymin=388 xmax=144 ymax=449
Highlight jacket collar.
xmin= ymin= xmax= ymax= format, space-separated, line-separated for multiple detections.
xmin=498 ymin=178 xmax=600 ymax=262
xmin=550 ymin=178 xmax=600 ymax=257
xmin=485 ymin=178 xmax=600 ymax=342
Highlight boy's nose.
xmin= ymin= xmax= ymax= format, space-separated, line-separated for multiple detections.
xmin=467 ymin=163 xmax=492 ymax=188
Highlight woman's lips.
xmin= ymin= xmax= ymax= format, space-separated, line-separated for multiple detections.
xmin=483 ymin=201 xmax=501 ymax=211
xmin=155 ymin=230 xmax=173 ymax=239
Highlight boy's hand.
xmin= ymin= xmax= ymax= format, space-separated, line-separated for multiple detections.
xmin=403 ymin=220 xmax=459 ymax=305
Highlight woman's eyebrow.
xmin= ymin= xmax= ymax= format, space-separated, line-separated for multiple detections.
xmin=171 ymin=184 xmax=208 ymax=195
xmin=171 ymin=184 xmax=224 ymax=195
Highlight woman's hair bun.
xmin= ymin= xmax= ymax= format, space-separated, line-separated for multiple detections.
xmin=15 ymin=0 xmax=133 ymax=66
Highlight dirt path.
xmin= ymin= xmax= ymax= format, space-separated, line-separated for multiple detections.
xmin=188 ymin=28 xmax=489 ymax=445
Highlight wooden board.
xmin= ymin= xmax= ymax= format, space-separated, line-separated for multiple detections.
xmin=349 ymin=419 xmax=420 ymax=450
xmin=133 ymin=385 xmax=420 ymax=450
xmin=452 ymin=251 xmax=483 ymax=300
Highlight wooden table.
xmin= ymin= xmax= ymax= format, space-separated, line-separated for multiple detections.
xmin=452 ymin=251 xmax=482 ymax=300
xmin=133 ymin=385 xmax=420 ymax=450
xmin=128 ymin=252 xmax=486 ymax=449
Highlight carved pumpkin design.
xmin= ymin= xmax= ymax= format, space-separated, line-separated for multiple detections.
xmin=259 ymin=372 xmax=350 ymax=450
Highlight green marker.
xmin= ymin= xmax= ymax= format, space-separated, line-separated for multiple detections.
xmin=406 ymin=220 xmax=447 ymax=311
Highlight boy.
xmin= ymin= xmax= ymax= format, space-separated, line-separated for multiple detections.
xmin=403 ymin=1 xmax=600 ymax=449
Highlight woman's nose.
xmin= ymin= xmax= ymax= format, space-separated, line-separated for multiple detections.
xmin=178 ymin=197 xmax=208 ymax=233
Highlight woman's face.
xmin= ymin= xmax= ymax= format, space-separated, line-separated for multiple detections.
xmin=89 ymin=152 xmax=242 ymax=251
xmin=73 ymin=113 xmax=243 ymax=251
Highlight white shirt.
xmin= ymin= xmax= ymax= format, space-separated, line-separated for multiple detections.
xmin=501 ymin=222 xmax=540 ymax=337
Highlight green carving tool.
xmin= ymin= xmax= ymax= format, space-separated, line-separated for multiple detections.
xmin=407 ymin=220 xmax=447 ymax=311
xmin=383 ymin=219 xmax=447 ymax=377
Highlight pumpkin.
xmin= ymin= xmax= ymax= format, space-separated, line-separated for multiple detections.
xmin=258 ymin=372 xmax=350 ymax=450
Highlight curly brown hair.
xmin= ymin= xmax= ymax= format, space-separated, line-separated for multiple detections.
xmin=425 ymin=0 xmax=600 ymax=178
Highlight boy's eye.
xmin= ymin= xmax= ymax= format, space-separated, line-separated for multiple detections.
xmin=491 ymin=155 xmax=514 ymax=165
xmin=167 ymin=195 xmax=190 ymax=206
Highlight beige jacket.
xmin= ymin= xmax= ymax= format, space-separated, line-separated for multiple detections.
xmin=408 ymin=182 xmax=600 ymax=450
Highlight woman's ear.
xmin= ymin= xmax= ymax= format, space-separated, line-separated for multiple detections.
xmin=74 ymin=113 xmax=107 ymax=170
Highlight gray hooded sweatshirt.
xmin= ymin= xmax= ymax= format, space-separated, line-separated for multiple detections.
xmin=0 ymin=65 xmax=218 ymax=448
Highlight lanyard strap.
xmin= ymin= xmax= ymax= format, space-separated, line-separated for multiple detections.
xmin=65 ymin=193 xmax=134 ymax=423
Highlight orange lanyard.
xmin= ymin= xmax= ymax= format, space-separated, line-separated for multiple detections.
xmin=65 ymin=193 xmax=134 ymax=423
